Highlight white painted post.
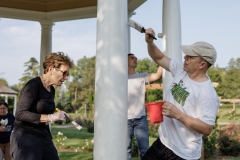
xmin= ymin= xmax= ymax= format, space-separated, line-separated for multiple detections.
xmin=13 ymin=95 xmax=17 ymax=115
xmin=128 ymin=12 xmax=135 ymax=53
xmin=4 ymin=95 xmax=8 ymax=103
xmin=39 ymin=19 xmax=53 ymax=131
xmin=94 ymin=0 xmax=128 ymax=159
xmin=162 ymin=0 xmax=182 ymax=98
xmin=127 ymin=18 xmax=131 ymax=53
xmin=39 ymin=19 xmax=54 ymax=75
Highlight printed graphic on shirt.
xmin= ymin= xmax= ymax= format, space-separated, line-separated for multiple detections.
xmin=171 ymin=80 xmax=189 ymax=106
xmin=4 ymin=125 xmax=12 ymax=132
xmin=0 ymin=118 xmax=11 ymax=132
xmin=0 ymin=118 xmax=8 ymax=126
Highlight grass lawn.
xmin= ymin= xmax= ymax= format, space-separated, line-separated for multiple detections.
xmin=58 ymin=151 xmax=93 ymax=160
xmin=51 ymin=126 xmax=157 ymax=160
xmin=206 ymin=157 xmax=240 ymax=160
xmin=51 ymin=126 xmax=93 ymax=149
xmin=52 ymin=127 xmax=93 ymax=160
xmin=218 ymin=105 xmax=240 ymax=122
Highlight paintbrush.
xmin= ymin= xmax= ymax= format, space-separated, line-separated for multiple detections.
xmin=128 ymin=19 xmax=157 ymax=40
xmin=56 ymin=108 xmax=82 ymax=130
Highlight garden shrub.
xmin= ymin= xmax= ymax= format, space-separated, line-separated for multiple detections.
xmin=218 ymin=123 xmax=240 ymax=156
xmin=82 ymin=139 xmax=94 ymax=151
xmin=227 ymin=109 xmax=236 ymax=120
xmin=203 ymin=116 xmax=219 ymax=158
xmin=148 ymin=122 xmax=159 ymax=138
xmin=83 ymin=119 xmax=94 ymax=133
xmin=54 ymin=131 xmax=67 ymax=149
xmin=131 ymin=136 xmax=138 ymax=157
xmin=54 ymin=120 xmax=63 ymax=125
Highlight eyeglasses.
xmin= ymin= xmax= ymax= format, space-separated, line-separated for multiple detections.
xmin=55 ymin=68 xmax=69 ymax=77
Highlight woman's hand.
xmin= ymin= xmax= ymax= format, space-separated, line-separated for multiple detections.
xmin=0 ymin=125 xmax=5 ymax=132
xmin=48 ymin=111 xmax=67 ymax=122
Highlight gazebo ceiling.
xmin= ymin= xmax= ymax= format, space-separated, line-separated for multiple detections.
xmin=0 ymin=0 xmax=146 ymax=21
xmin=0 ymin=0 xmax=97 ymax=12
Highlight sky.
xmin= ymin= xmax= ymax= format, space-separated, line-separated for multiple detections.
xmin=0 ymin=0 xmax=240 ymax=86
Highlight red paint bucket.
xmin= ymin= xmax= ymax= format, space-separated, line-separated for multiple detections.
xmin=145 ymin=101 xmax=164 ymax=124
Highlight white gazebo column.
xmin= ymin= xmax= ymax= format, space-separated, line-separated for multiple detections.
xmin=5 ymin=95 xmax=8 ymax=103
xmin=94 ymin=0 xmax=128 ymax=159
xmin=162 ymin=0 xmax=182 ymax=98
xmin=127 ymin=18 xmax=131 ymax=53
xmin=127 ymin=12 xmax=135 ymax=53
xmin=39 ymin=19 xmax=54 ymax=75
xmin=13 ymin=95 xmax=17 ymax=115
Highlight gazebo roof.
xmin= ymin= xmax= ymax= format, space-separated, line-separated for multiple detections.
xmin=0 ymin=0 xmax=146 ymax=21
xmin=0 ymin=85 xmax=18 ymax=95
xmin=0 ymin=0 xmax=98 ymax=12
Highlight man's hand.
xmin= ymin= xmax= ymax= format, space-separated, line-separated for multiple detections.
xmin=145 ymin=28 xmax=155 ymax=44
xmin=162 ymin=101 xmax=182 ymax=120
xmin=162 ymin=101 xmax=213 ymax=135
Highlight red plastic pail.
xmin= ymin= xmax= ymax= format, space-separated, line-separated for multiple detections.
xmin=145 ymin=101 xmax=164 ymax=124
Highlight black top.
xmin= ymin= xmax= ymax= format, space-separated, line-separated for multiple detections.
xmin=0 ymin=113 xmax=15 ymax=143
xmin=14 ymin=77 xmax=55 ymax=137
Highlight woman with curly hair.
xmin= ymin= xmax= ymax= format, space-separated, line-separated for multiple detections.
xmin=10 ymin=52 xmax=74 ymax=160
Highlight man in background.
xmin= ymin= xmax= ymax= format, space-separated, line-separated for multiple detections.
xmin=128 ymin=53 xmax=162 ymax=159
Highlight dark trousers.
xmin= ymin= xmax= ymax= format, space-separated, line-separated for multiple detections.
xmin=10 ymin=129 xmax=59 ymax=160
xmin=142 ymin=137 xmax=185 ymax=160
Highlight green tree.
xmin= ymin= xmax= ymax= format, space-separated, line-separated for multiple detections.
xmin=10 ymin=84 xmax=21 ymax=94
xmin=67 ymin=56 xmax=96 ymax=112
xmin=87 ymin=93 xmax=94 ymax=104
xmin=146 ymin=89 xmax=163 ymax=103
xmin=136 ymin=58 xmax=159 ymax=74
xmin=220 ymin=58 xmax=240 ymax=98
xmin=136 ymin=58 xmax=163 ymax=102
xmin=19 ymin=57 xmax=39 ymax=87
xmin=55 ymin=90 xmax=73 ymax=112
xmin=207 ymin=65 xmax=225 ymax=98
xmin=0 ymin=78 xmax=8 ymax=86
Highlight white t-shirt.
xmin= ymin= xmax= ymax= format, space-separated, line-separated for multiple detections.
xmin=128 ymin=72 xmax=149 ymax=119
xmin=159 ymin=60 xmax=219 ymax=159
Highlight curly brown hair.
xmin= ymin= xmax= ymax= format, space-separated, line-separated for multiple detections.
xmin=43 ymin=52 xmax=74 ymax=74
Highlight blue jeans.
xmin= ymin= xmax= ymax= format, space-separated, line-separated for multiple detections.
xmin=128 ymin=116 xmax=149 ymax=160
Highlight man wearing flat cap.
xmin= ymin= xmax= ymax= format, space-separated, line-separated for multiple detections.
xmin=142 ymin=28 xmax=219 ymax=160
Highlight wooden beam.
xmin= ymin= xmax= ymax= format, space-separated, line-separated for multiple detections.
xmin=145 ymin=82 xmax=218 ymax=90
xmin=145 ymin=83 xmax=163 ymax=90
xmin=219 ymin=99 xmax=240 ymax=103
xmin=212 ymin=82 xmax=219 ymax=88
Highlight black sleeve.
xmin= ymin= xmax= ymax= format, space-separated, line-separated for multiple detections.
xmin=15 ymin=79 xmax=41 ymax=124
xmin=10 ymin=114 xmax=15 ymax=130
